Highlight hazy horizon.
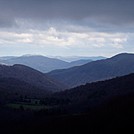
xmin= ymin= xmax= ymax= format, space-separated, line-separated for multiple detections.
xmin=0 ymin=53 xmax=107 ymax=57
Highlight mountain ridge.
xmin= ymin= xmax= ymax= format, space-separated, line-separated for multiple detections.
xmin=0 ymin=55 xmax=93 ymax=73
xmin=48 ymin=53 xmax=134 ymax=88
xmin=0 ymin=64 xmax=65 ymax=92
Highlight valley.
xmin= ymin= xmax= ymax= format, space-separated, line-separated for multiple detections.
xmin=0 ymin=53 xmax=134 ymax=133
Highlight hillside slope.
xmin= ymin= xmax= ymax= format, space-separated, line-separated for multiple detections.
xmin=0 ymin=64 xmax=65 ymax=92
xmin=48 ymin=53 xmax=134 ymax=87
xmin=50 ymin=73 xmax=134 ymax=112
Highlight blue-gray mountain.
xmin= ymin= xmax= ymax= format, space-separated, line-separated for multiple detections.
xmin=48 ymin=53 xmax=134 ymax=88
xmin=0 ymin=55 xmax=93 ymax=73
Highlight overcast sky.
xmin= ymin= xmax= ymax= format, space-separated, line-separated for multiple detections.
xmin=0 ymin=0 xmax=134 ymax=57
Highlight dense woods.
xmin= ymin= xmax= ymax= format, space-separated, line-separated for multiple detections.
xmin=0 ymin=73 xmax=134 ymax=133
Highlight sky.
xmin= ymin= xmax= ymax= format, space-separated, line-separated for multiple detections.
xmin=0 ymin=0 xmax=134 ymax=57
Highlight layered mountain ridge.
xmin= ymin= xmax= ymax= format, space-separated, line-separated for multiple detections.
xmin=48 ymin=53 xmax=134 ymax=88
xmin=0 ymin=55 xmax=93 ymax=73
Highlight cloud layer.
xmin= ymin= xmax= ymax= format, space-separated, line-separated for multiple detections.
xmin=0 ymin=0 xmax=134 ymax=56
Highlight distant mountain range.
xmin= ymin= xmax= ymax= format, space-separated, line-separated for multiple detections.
xmin=48 ymin=53 xmax=134 ymax=88
xmin=1 ymin=53 xmax=134 ymax=91
xmin=0 ymin=64 xmax=65 ymax=94
xmin=53 ymin=56 xmax=106 ymax=62
xmin=0 ymin=55 xmax=94 ymax=73
xmin=0 ymin=56 xmax=17 ymax=61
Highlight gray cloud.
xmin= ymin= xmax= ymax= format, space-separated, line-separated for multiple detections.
xmin=0 ymin=0 xmax=134 ymax=27
xmin=0 ymin=16 xmax=17 ymax=28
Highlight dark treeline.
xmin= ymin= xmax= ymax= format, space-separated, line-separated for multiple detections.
xmin=0 ymin=73 xmax=134 ymax=133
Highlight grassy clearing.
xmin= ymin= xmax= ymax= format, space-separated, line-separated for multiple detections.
xmin=7 ymin=103 xmax=46 ymax=110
